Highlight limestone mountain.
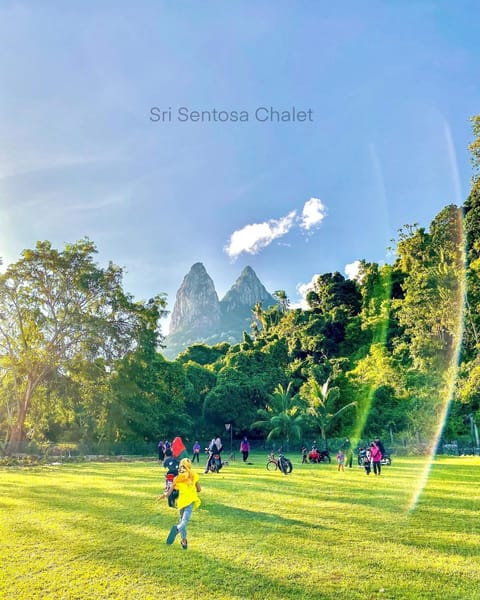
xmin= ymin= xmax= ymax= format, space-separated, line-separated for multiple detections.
xmin=219 ymin=265 xmax=276 ymax=331
xmin=169 ymin=262 xmax=221 ymax=335
xmin=163 ymin=263 xmax=276 ymax=359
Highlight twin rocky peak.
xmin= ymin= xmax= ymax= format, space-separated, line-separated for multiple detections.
xmin=164 ymin=263 xmax=276 ymax=359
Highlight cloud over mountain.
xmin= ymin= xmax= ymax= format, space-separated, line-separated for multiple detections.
xmin=225 ymin=197 xmax=327 ymax=259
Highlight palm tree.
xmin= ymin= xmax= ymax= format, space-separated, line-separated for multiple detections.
xmin=252 ymin=301 xmax=266 ymax=330
xmin=300 ymin=377 xmax=356 ymax=451
xmin=252 ymin=382 xmax=304 ymax=449
xmin=273 ymin=289 xmax=290 ymax=313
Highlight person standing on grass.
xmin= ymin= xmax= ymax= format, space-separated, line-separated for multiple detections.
xmin=363 ymin=448 xmax=372 ymax=475
xmin=370 ymin=441 xmax=382 ymax=475
xmin=158 ymin=440 xmax=165 ymax=461
xmin=159 ymin=457 xmax=201 ymax=550
xmin=342 ymin=437 xmax=353 ymax=468
xmin=301 ymin=446 xmax=308 ymax=464
xmin=336 ymin=449 xmax=345 ymax=471
xmin=240 ymin=436 xmax=250 ymax=462
xmin=192 ymin=441 xmax=201 ymax=463
xmin=374 ymin=436 xmax=386 ymax=459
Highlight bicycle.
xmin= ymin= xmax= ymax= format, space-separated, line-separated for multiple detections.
xmin=266 ymin=450 xmax=293 ymax=475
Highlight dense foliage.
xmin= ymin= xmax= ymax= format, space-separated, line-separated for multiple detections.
xmin=1 ymin=118 xmax=479 ymax=454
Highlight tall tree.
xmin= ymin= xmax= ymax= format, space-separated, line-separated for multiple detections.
xmin=273 ymin=290 xmax=290 ymax=313
xmin=463 ymin=115 xmax=480 ymax=355
xmin=394 ymin=207 xmax=464 ymax=374
xmin=393 ymin=206 xmax=465 ymax=444
xmin=0 ymin=239 xmax=166 ymax=453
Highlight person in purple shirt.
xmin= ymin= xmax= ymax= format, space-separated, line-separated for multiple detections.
xmin=192 ymin=441 xmax=201 ymax=463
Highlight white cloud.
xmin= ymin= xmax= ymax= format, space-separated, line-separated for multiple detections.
xmin=300 ymin=197 xmax=327 ymax=231
xmin=345 ymin=260 xmax=362 ymax=281
xmin=225 ymin=211 xmax=297 ymax=259
xmin=291 ymin=273 xmax=320 ymax=309
xmin=224 ymin=196 xmax=328 ymax=259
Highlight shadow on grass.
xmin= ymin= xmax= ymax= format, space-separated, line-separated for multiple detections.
xmin=3 ymin=460 xmax=480 ymax=599
xmin=6 ymin=481 xmax=337 ymax=599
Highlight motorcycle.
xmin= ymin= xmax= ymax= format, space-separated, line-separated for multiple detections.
xmin=308 ymin=449 xmax=331 ymax=463
xmin=205 ymin=447 xmax=225 ymax=473
xmin=209 ymin=452 xmax=223 ymax=473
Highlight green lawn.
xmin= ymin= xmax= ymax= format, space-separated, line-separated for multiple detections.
xmin=1 ymin=454 xmax=479 ymax=599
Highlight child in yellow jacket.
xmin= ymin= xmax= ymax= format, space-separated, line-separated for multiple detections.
xmin=159 ymin=457 xmax=201 ymax=550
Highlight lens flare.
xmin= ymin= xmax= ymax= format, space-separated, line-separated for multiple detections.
xmin=408 ymin=207 xmax=466 ymax=511
xmin=350 ymin=133 xmax=466 ymax=512
xmin=349 ymin=143 xmax=394 ymax=444
xmin=349 ymin=265 xmax=393 ymax=443
xmin=408 ymin=114 xmax=466 ymax=511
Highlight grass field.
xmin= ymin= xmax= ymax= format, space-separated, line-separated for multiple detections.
xmin=1 ymin=453 xmax=479 ymax=600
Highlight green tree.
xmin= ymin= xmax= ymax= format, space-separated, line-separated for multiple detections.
xmin=392 ymin=207 xmax=465 ymax=445
xmin=203 ymin=337 xmax=288 ymax=431
xmin=0 ymin=239 xmax=166 ymax=453
xmin=273 ymin=290 xmax=290 ymax=313
xmin=252 ymin=301 xmax=266 ymax=330
xmin=306 ymin=272 xmax=361 ymax=317
xmin=394 ymin=207 xmax=464 ymax=374
xmin=252 ymin=382 xmax=304 ymax=448
xmin=300 ymin=377 xmax=356 ymax=451
xmin=175 ymin=342 xmax=229 ymax=367
xmin=111 ymin=353 xmax=192 ymax=442
xmin=183 ymin=361 xmax=217 ymax=434
xmin=463 ymin=115 xmax=480 ymax=355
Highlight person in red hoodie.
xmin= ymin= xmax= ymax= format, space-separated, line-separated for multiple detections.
xmin=370 ymin=441 xmax=382 ymax=475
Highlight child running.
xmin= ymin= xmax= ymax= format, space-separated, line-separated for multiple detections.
xmin=158 ymin=457 xmax=201 ymax=550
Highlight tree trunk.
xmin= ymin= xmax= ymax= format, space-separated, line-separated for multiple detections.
xmin=5 ymin=381 xmax=33 ymax=455
xmin=322 ymin=429 xmax=329 ymax=452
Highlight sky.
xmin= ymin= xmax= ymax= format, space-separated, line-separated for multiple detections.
xmin=1 ymin=1 xmax=479 ymax=334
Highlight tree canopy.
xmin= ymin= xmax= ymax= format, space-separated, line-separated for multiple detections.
xmin=0 ymin=239 xmax=166 ymax=452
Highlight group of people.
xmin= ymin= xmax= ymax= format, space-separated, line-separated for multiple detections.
xmin=358 ymin=437 xmax=385 ymax=475
xmin=157 ymin=433 xmax=386 ymax=550
xmin=301 ymin=440 xmax=331 ymax=464
xmin=298 ymin=436 xmax=385 ymax=475
xmin=157 ymin=440 xmax=171 ymax=461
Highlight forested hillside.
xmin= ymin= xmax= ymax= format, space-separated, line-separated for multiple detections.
xmin=1 ymin=117 xmax=479 ymax=455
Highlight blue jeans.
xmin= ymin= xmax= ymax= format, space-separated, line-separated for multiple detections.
xmin=177 ymin=503 xmax=194 ymax=540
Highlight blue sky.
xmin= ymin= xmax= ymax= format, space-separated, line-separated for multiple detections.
xmin=1 ymin=1 xmax=479 ymax=333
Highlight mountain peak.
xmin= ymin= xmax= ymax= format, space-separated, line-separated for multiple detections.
xmin=164 ymin=264 xmax=276 ymax=358
xmin=169 ymin=263 xmax=220 ymax=335
xmin=240 ymin=265 xmax=255 ymax=275
xmin=190 ymin=262 xmax=208 ymax=272
xmin=220 ymin=266 xmax=275 ymax=313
